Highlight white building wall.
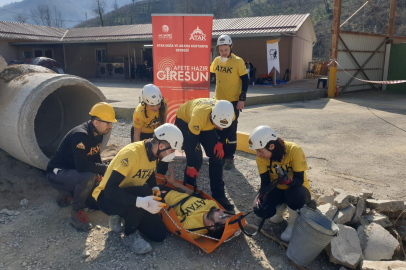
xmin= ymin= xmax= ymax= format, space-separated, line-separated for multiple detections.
xmin=290 ymin=18 xmax=315 ymax=80
xmin=0 ymin=40 xmax=17 ymax=63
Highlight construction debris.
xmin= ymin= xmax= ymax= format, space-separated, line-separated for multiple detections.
xmin=0 ymin=55 xmax=6 ymax=73
xmin=361 ymin=260 xmax=406 ymax=270
xmin=357 ymin=223 xmax=399 ymax=261
xmin=333 ymin=204 xmax=356 ymax=224
xmin=349 ymin=198 xmax=366 ymax=224
xmin=317 ymin=203 xmax=338 ymax=220
xmin=333 ymin=192 xmax=358 ymax=209
xmin=326 ymin=224 xmax=362 ymax=269
xmin=363 ymin=213 xmax=393 ymax=228
xmin=366 ymin=199 xmax=405 ymax=212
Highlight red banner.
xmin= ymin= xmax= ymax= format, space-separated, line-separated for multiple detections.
xmin=152 ymin=15 xmax=213 ymax=123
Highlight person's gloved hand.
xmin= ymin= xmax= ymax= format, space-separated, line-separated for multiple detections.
xmin=152 ymin=186 xmax=160 ymax=197
xmin=96 ymin=174 xmax=103 ymax=183
xmin=278 ymin=176 xmax=292 ymax=186
xmin=213 ymin=142 xmax=224 ymax=159
xmin=186 ymin=166 xmax=198 ymax=178
xmin=136 ymin=196 xmax=166 ymax=214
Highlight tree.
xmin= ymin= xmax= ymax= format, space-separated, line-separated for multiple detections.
xmin=92 ymin=0 xmax=107 ymax=26
xmin=14 ymin=14 xmax=28 ymax=24
xmin=131 ymin=0 xmax=136 ymax=4
xmin=30 ymin=4 xmax=64 ymax=28
xmin=113 ymin=0 xmax=119 ymax=10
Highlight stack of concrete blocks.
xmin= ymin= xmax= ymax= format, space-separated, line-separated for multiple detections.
xmin=315 ymin=188 xmax=405 ymax=270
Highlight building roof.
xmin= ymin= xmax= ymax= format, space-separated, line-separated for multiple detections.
xmin=0 ymin=14 xmax=313 ymax=43
xmin=0 ymin=21 xmax=66 ymax=41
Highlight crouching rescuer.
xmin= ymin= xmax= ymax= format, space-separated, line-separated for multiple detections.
xmin=249 ymin=125 xmax=311 ymax=242
xmin=92 ymin=124 xmax=183 ymax=254
xmin=46 ymin=102 xmax=116 ymax=231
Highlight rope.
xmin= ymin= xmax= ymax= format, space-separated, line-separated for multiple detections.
xmin=162 ymin=208 xmax=241 ymax=242
xmin=328 ymin=59 xmax=406 ymax=85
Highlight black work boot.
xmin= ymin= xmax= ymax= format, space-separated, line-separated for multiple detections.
xmin=56 ymin=191 xmax=72 ymax=208
xmin=214 ymin=196 xmax=235 ymax=214
xmin=224 ymin=158 xmax=235 ymax=170
xmin=70 ymin=210 xmax=92 ymax=231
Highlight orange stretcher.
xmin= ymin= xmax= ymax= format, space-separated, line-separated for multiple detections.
xmin=156 ymin=173 xmax=245 ymax=253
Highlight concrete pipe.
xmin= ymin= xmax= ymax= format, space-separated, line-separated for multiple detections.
xmin=0 ymin=64 xmax=109 ymax=170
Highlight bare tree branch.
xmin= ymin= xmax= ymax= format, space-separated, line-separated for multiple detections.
xmin=14 ymin=14 xmax=28 ymax=24
xmin=92 ymin=0 xmax=107 ymax=26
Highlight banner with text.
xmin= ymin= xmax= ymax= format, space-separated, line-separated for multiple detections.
xmin=152 ymin=15 xmax=213 ymax=123
xmin=267 ymin=39 xmax=280 ymax=74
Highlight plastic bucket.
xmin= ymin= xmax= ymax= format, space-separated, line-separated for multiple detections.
xmin=286 ymin=206 xmax=339 ymax=267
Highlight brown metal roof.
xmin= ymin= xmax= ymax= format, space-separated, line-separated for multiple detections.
xmin=0 ymin=14 xmax=311 ymax=43
xmin=0 ymin=21 xmax=66 ymax=41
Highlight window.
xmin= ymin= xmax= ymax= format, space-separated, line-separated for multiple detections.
xmin=34 ymin=50 xmax=43 ymax=57
xmin=33 ymin=48 xmax=53 ymax=59
xmin=95 ymin=48 xmax=106 ymax=63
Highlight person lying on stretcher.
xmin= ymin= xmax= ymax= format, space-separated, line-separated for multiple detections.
xmin=159 ymin=167 xmax=231 ymax=239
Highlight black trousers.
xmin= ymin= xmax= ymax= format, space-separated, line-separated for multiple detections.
xmin=263 ymin=186 xmax=311 ymax=218
xmin=96 ymin=185 xmax=167 ymax=241
xmin=217 ymin=101 xmax=240 ymax=160
xmin=174 ymin=117 xmax=225 ymax=198
xmin=130 ymin=127 xmax=168 ymax=175
xmin=46 ymin=169 xmax=96 ymax=212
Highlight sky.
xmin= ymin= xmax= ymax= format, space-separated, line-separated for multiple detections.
xmin=0 ymin=0 xmax=23 ymax=7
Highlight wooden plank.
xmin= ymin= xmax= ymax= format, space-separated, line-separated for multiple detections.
xmin=338 ymin=50 xmax=384 ymax=53
xmin=340 ymin=30 xmax=389 ymax=38
xmin=388 ymin=0 xmax=397 ymax=40
xmin=328 ymin=0 xmax=342 ymax=98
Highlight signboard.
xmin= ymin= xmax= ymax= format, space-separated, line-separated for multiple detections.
xmin=152 ymin=14 xmax=213 ymax=123
xmin=267 ymin=39 xmax=280 ymax=74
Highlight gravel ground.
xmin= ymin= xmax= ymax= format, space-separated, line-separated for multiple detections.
xmin=0 ymin=119 xmax=359 ymax=270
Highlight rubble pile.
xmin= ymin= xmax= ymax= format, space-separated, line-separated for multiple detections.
xmin=314 ymin=188 xmax=406 ymax=270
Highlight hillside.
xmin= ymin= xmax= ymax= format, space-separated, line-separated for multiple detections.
xmin=74 ymin=0 xmax=406 ymax=60
xmin=0 ymin=0 xmax=140 ymax=28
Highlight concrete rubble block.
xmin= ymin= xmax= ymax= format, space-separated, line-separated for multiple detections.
xmin=350 ymin=198 xmax=366 ymax=224
xmin=333 ymin=204 xmax=356 ymax=224
xmin=317 ymin=203 xmax=338 ymax=220
xmin=363 ymin=213 xmax=393 ymax=228
xmin=357 ymin=223 xmax=399 ymax=261
xmin=326 ymin=224 xmax=363 ymax=269
xmin=366 ymin=199 xmax=405 ymax=212
xmin=333 ymin=192 xmax=359 ymax=209
xmin=359 ymin=189 xmax=373 ymax=199
xmin=318 ymin=194 xmax=335 ymax=205
xmin=333 ymin=188 xmax=346 ymax=196
xmin=0 ymin=55 xmax=6 ymax=73
xmin=361 ymin=260 xmax=406 ymax=270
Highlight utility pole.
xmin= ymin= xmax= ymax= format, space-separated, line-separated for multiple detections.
xmin=328 ymin=0 xmax=342 ymax=98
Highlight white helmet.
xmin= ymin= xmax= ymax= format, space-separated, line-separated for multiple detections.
xmin=154 ymin=123 xmax=183 ymax=151
xmin=217 ymin=35 xmax=232 ymax=46
xmin=142 ymin=84 xmax=162 ymax=105
xmin=211 ymin=100 xmax=234 ymax=128
xmin=248 ymin=125 xmax=278 ymax=150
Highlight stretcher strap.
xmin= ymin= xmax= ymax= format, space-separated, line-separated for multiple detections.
xmin=162 ymin=208 xmax=240 ymax=242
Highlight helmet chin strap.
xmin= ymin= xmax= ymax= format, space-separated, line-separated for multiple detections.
xmin=156 ymin=142 xmax=171 ymax=158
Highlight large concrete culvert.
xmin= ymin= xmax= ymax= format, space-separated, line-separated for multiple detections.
xmin=0 ymin=64 xmax=109 ymax=170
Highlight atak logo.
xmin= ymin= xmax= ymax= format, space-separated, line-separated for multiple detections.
xmin=189 ymin=26 xmax=206 ymax=41
xmin=219 ymin=118 xmax=228 ymax=125
xmin=162 ymin=25 xmax=169 ymax=33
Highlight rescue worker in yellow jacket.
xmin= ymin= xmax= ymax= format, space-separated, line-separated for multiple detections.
xmin=92 ymin=124 xmax=183 ymax=254
xmin=161 ymin=167 xmax=230 ymax=240
xmin=249 ymin=125 xmax=311 ymax=242
xmin=175 ymin=98 xmax=236 ymax=213
xmin=131 ymin=84 xmax=168 ymax=175
xmin=210 ymin=35 xmax=249 ymax=170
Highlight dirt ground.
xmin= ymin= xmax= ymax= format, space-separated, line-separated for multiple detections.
xmin=1 ymin=93 xmax=406 ymax=270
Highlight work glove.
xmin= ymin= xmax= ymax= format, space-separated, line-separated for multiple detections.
xmin=213 ymin=142 xmax=224 ymax=159
xmin=278 ymin=175 xmax=292 ymax=186
xmin=96 ymin=174 xmax=103 ymax=183
xmin=152 ymin=186 xmax=160 ymax=197
xmin=186 ymin=167 xmax=198 ymax=179
xmin=136 ymin=196 xmax=166 ymax=214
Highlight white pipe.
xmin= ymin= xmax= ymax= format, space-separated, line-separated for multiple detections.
xmin=0 ymin=64 xmax=109 ymax=170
